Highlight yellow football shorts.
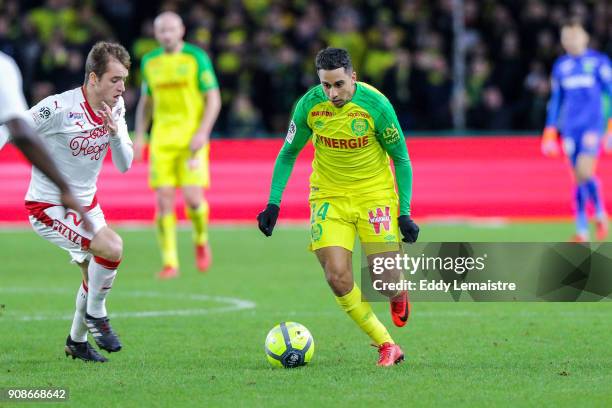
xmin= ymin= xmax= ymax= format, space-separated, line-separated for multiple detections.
xmin=309 ymin=192 xmax=401 ymax=253
xmin=149 ymin=144 xmax=210 ymax=189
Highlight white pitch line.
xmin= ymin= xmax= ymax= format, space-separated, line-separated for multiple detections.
xmin=0 ymin=287 xmax=256 ymax=321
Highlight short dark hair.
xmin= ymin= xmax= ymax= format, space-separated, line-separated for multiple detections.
xmin=315 ymin=47 xmax=352 ymax=72
xmin=561 ymin=16 xmax=585 ymax=30
xmin=84 ymin=41 xmax=131 ymax=84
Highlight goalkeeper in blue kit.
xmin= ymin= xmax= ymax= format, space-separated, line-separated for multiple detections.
xmin=541 ymin=20 xmax=612 ymax=241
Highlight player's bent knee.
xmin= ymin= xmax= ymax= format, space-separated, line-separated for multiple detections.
xmin=183 ymin=191 xmax=202 ymax=210
xmin=185 ymin=199 xmax=201 ymax=210
xmin=106 ymin=234 xmax=123 ymax=262
xmin=91 ymin=229 xmax=123 ymax=262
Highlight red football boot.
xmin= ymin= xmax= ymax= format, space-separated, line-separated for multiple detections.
xmin=596 ymin=218 xmax=609 ymax=241
xmin=390 ymin=290 xmax=411 ymax=327
xmin=196 ymin=243 xmax=212 ymax=272
xmin=376 ymin=342 xmax=405 ymax=367
xmin=158 ymin=265 xmax=179 ymax=279
xmin=570 ymin=233 xmax=588 ymax=243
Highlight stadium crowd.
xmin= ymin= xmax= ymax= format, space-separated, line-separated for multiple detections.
xmin=1 ymin=0 xmax=610 ymax=135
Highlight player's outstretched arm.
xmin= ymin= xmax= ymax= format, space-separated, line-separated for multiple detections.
xmin=382 ymin=136 xmax=419 ymax=243
xmin=257 ymin=133 xmax=309 ymax=237
xmin=257 ymin=98 xmax=312 ymax=237
xmin=376 ymin=104 xmax=419 ymax=243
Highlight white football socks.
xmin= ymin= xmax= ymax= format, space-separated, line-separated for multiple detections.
xmin=69 ymin=281 xmax=88 ymax=343
xmin=86 ymin=256 xmax=120 ymax=318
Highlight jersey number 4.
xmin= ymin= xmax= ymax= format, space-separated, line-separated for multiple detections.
xmin=310 ymin=202 xmax=330 ymax=223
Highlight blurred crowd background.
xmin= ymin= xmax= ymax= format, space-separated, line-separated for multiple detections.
xmin=1 ymin=0 xmax=611 ymax=136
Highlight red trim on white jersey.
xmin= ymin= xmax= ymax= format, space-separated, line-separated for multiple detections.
xmin=80 ymin=102 xmax=96 ymax=126
xmin=25 ymin=195 xmax=99 ymax=214
xmin=25 ymin=201 xmax=55 ymax=227
xmin=94 ymin=256 xmax=121 ymax=270
xmin=80 ymin=87 xmax=103 ymax=125
xmin=87 ymin=195 xmax=98 ymax=210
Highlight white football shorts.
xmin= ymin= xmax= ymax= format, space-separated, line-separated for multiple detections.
xmin=26 ymin=200 xmax=107 ymax=264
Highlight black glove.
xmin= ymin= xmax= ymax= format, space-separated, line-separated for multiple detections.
xmin=398 ymin=215 xmax=419 ymax=243
xmin=257 ymin=204 xmax=280 ymax=236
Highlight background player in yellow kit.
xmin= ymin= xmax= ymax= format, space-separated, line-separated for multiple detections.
xmin=135 ymin=11 xmax=221 ymax=279
xmin=257 ymin=48 xmax=419 ymax=366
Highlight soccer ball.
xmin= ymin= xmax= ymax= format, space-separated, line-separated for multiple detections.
xmin=264 ymin=322 xmax=315 ymax=368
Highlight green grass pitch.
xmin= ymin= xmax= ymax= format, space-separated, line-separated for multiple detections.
xmin=0 ymin=222 xmax=611 ymax=407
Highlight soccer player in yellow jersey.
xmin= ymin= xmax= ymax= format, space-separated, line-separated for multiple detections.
xmin=135 ymin=11 xmax=221 ymax=279
xmin=258 ymin=48 xmax=419 ymax=366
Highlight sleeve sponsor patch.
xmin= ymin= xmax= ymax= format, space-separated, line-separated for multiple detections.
xmin=383 ymin=125 xmax=400 ymax=145
xmin=32 ymin=106 xmax=52 ymax=125
xmin=286 ymin=120 xmax=296 ymax=144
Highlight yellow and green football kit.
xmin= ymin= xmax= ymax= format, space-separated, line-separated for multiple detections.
xmin=141 ymin=43 xmax=218 ymax=188
xmin=268 ymin=82 xmax=413 ymax=252
xmin=266 ymin=81 xmax=414 ymax=347
xmin=141 ymin=43 xmax=218 ymax=269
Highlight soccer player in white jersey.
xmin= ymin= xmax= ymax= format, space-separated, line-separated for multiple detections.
xmin=22 ymin=42 xmax=133 ymax=362
xmin=0 ymin=51 xmax=87 ymax=223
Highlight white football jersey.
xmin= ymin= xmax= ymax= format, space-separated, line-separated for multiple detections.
xmin=0 ymin=51 xmax=29 ymax=148
xmin=24 ymin=87 xmax=133 ymax=206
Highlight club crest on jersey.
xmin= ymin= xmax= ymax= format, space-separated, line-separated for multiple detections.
xmin=368 ymin=207 xmax=391 ymax=234
xmin=177 ymin=64 xmax=188 ymax=75
xmin=286 ymin=120 xmax=296 ymax=144
xmin=351 ymin=118 xmax=369 ymax=136
xmin=311 ymin=223 xmax=323 ymax=242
